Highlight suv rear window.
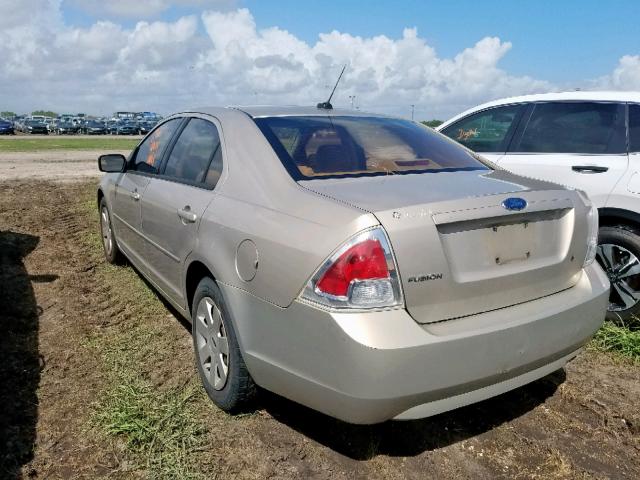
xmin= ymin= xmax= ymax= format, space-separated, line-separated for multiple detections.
xmin=255 ymin=116 xmax=488 ymax=180
xmin=512 ymin=102 xmax=626 ymax=154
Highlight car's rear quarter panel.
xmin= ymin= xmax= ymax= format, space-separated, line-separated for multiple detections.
xmin=191 ymin=110 xmax=379 ymax=308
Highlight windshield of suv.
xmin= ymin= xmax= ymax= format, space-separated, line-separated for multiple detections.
xmin=255 ymin=115 xmax=489 ymax=180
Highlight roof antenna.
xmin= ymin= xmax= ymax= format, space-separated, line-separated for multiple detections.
xmin=317 ymin=64 xmax=346 ymax=110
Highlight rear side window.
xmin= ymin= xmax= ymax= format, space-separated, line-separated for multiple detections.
xmin=133 ymin=119 xmax=181 ymax=174
xmin=255 ymin=116 xmax=488 ymax=180
xmin=513 ymin=102 xmax=626 ymax=154
xmin=629 ymin=104 xmax=640 ymax=153
xmin=441 ymin=105 xmax=522 ymax=152
xmin=163 ymin=118 xmax=223 ymax=188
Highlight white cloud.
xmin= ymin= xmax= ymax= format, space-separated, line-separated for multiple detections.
xmin=0 ymin=2 xmax=637 ymax=119
xmin=65 ymin=0 xmax=237 ymax=18
xmin=198 ymin=10 xmax=553 ymax=117
xmin=594 ymin=55 xmax=640 ymax=90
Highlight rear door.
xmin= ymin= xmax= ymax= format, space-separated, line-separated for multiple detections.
xmin=439 ymin=104 xmax=525 ymax=164
xmin=497 ymin=101 xmax=628 ymax=208
xmin=111 ymin=118 xmax=182 ymax=264
xmin=140 ymin=116 xmax=224 ymax=306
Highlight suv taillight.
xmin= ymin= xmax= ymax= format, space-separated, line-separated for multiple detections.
xmin=301 ymin=227 xmax=404 ymax=309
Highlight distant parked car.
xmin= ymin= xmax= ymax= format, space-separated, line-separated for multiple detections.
xmin=0 ymin=119 xmax=15 ymax=135
xmin=96 ymin=106 xmax=608 ymax=424
xmin=23 ymin=119 xmax=49 ymax=134
xmin=56 ymin=121 xmax=79 ymax=135
xmin=138 ymin=120 xmax=157 ymax=135
xmin=115 ymin=121 xmax=139 ymax=135
xmin=438 ymin=91 xmax=640 ymax=321
xmin=85 ymin=120 xmax=107 ymax=135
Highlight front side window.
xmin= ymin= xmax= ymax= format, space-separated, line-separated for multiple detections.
xmin=441 ymin=105 xmax=522 ymax=152
xmin=255 ymin=116 xmax=488 ymax=180
xmin=163 ymin=118 xmax=222 ymax=187
xmin=132 ymin=118 xmax=181 ymax=174
xmin=629 ymin=104 xmax=640 ymax=153
xmin=513 ymin=102 xmax=626 ymax=154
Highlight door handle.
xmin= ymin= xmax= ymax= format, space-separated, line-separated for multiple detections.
xmin=571 ymin=165 xmax=609 ymax=173
xmin=130 ymin=191 xmax=140 ymax=201
xmin=177 ymin=206 xmax=197 ymax=223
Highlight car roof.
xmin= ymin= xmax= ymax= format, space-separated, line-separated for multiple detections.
xmin=183 ymin=105 xmax=389 ymax=119
xmin=439 ymin=90 xmax=640 ymax=129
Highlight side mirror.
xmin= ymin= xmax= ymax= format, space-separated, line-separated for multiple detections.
xmin=98 ymin=154 xmax=126 ymax=173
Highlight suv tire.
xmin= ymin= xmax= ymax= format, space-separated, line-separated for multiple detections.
xmin=597 ymin=225 xmax=640 ymax=324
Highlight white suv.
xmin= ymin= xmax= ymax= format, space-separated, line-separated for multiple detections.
xmin=438 ymin=91 xmax=640 ymax=322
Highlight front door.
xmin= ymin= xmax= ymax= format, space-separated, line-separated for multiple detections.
xmin=111 ymin=118 xmax=183 ymax=268
xmin=439 ymin=104 xmax=526 ymax=166
xmin=112 ymin=173 xmax=149 ymax=264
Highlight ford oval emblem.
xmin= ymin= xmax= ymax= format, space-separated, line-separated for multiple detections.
xmin=502 ymin=197 xmax=527 ymax=211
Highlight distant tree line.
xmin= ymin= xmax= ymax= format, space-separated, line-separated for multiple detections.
xmin=32 ymin=110 xmax=58 ymax=118
xmin=421 ymin=119 xmax=443 ymax=128
xmin=1 ymin=110 xmax=60 ymax=118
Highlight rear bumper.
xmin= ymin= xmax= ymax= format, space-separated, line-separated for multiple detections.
xmin=222 ymin=262 xmax=609 ymax=424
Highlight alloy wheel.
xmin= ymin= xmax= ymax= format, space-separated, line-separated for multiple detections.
xmin=596 ymin=243 xmax=640 ymax=311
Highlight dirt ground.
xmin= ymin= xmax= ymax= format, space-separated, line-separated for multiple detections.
xmin=1 ymin=173 xmax=639 ymax=478
xmin=0 ymin=150 xmax=128 ymax=182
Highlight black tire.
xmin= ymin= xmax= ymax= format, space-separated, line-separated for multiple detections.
xmin=192 ymin=277 xmax=256 ymax=412
xmin=597 ymin=225 xmax=640 ymax=324
xmin=99 ymin=198 xmax=124 ymax=264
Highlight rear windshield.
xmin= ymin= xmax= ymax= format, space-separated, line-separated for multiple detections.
xmin=255 ymin=116 xmax=489 ymax=180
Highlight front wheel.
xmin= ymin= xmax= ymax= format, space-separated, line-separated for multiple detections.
xmin=192 ymin=277 xmax=256 ymax=412
xmin=596 ymin=225 xmax=640 ymax=324
xmin=99 ymin=198 xmax=123 ymax=264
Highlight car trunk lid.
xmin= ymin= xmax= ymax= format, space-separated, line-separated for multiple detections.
xmin=300 ymin=170 xmax=589 ymax=323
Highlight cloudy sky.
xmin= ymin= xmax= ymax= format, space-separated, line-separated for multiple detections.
xmin=1 ymin=0 xmax=639 ymax=120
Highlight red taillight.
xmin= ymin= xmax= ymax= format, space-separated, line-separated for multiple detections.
xmin=316 ymin=239 xmax=390 ymax=297
xmin=302 ymin=227 xmax=403 ymax=309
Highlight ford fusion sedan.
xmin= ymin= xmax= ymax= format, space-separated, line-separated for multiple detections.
xmin=97 ymin=106 xmax=609 ymax=424
xmin=438 ymin=92 xmax=640 ymax=322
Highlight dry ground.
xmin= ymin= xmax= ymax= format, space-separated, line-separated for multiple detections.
xmin=0 ymin=150 xmax=129 ymax=182
xmin=0 ymin=158 xmax=639 ymax=478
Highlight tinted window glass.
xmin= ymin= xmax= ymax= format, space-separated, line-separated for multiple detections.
xmin=629 ymin=104 xmax=640 ymax=153
xmin=133 ymin=119 xmax=181 ymax=173
xmin=255 ymin=116 xmax=488 ymax=180
xmin=441 ymin=105 xmax=522 ymax=152
xmin=164 ymin=118 xmax=222 ymax=186
xmin=514 ymin=102 xmax=626 ymax=154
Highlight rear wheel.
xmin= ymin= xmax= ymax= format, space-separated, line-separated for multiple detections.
xmin=596 ymin=226 xmax=640 ymax=324
xmin=192 ymin=277 xmax=256 ymax=411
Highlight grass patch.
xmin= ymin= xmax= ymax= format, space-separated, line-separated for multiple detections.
xmin=0 ymin=136 xmax=138 ymax=152
xmin=78 ymin=185 xmax=210 ymax=479
xmin=591 ymin=321 xmax=640 ymax=362
xmin=91 ymin=354 xmax=206 ymax=479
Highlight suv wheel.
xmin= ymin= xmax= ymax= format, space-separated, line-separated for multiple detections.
xmin=597 ymin=225 xmax=640 ymax=324
xmin=192 ymin=277 xmax=256 ymax=411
